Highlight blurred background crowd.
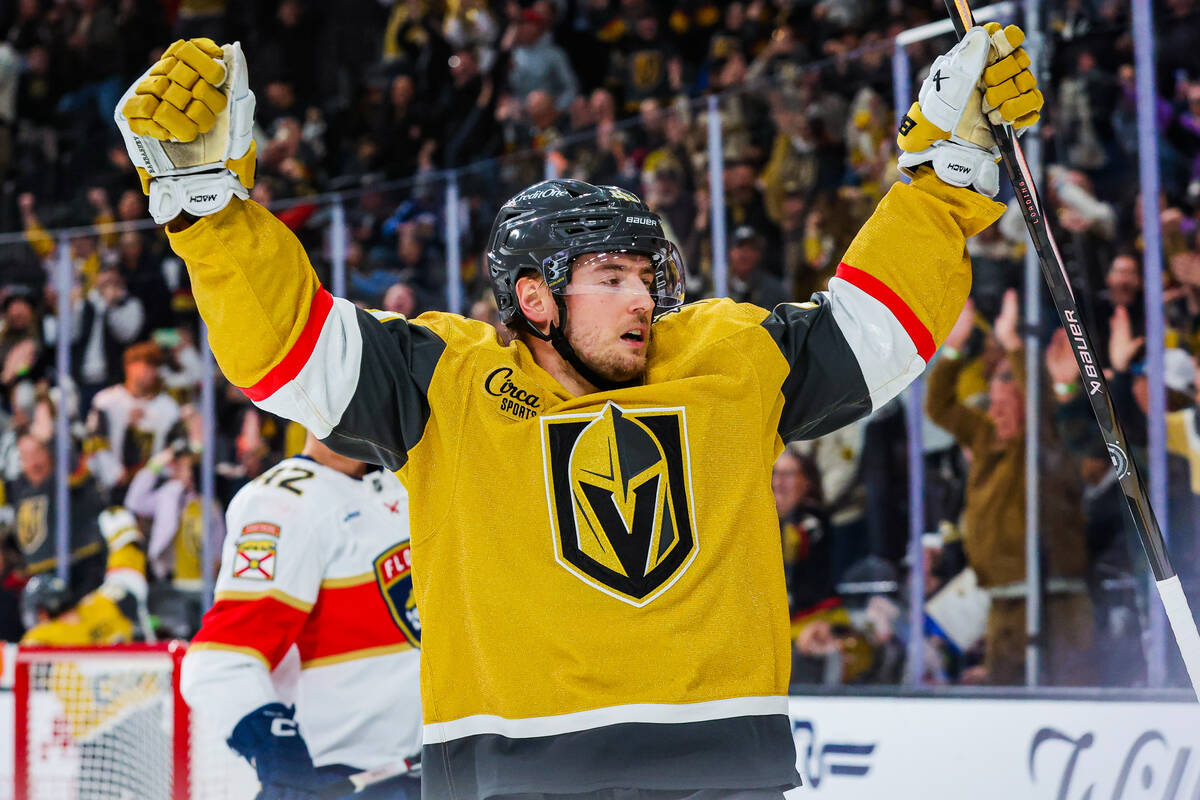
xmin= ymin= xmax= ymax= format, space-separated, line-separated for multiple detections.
xmin=1 ymin=0 xmax=1200 ymax=690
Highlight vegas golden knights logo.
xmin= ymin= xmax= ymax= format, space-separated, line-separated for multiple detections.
xmin=541 ymin=402 xmax=698 ymax=606
xmin=17 ymin=495 xmax=49 ymax=555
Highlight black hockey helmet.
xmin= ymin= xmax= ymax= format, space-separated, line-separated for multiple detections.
xmin=21 ymin=573 xmax=71 ymax=629
xmin=486 ymin=179 xmax=686 ymax=330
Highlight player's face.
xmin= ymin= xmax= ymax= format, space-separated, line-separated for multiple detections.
xmin=563 ymin=252 xmax=656 ymax=384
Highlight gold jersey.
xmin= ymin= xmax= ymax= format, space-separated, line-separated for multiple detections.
xmin=167 ymin=172 xmax=1003 ymax=796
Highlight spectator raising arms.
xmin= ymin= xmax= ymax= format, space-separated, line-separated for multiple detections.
xmin=88 ymin=342 xmax=182 ymax=493
xmin=926 ymin=293 xmax=1096 ymax=686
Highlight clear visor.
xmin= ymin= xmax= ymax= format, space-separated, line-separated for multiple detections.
xmin=555 ymin=246 xmax=685 ymax=312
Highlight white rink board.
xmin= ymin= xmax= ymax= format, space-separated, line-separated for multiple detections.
xmin=4 ymin=689 xmax=1199 ymax=799
xmin=786 ymin=694 xmax=1200 ymax=799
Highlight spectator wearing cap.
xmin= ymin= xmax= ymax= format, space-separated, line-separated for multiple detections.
xmin=69 ymin=266 xmax=147 ymax=409
xmin=88 ymin=342 xmax=183 ymax=495
xmin=503 ymin=6 xmax=580 ymax=112
xmin=727 ymin=225 xmax=790 ymax=309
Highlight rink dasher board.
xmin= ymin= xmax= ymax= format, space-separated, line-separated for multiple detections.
xmin=785 ymin=692 xmax=1200 ymax=799
xmin=0 ymin=689 xmax=1197 ymax=799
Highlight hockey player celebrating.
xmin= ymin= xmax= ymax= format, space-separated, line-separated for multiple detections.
xmin=180 ymin=433 xmax=421 ymax=800
xmin=116 ymin=26 xmax=1041 ymax=799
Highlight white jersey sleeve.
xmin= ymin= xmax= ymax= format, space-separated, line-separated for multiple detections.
xmin=181 ymin=458 xmax=336 ymax=739
xmin=182 ymin=459 xmax=422 ymax=769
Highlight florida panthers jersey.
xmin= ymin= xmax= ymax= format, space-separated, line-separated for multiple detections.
xmin=180 ymin=457 xmax=421 ymax=770
xmin=168 ymin=172 xmax=1004 ymax=796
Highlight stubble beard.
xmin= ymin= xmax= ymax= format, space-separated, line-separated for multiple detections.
xmin=564 ymin=318 xmax=649 ymax=385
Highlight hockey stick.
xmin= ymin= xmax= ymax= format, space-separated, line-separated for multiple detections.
xmin=316 ymin=756 xmax=420 ymax=799
xmin=941 ymin=0 xmax=1200 ymax=697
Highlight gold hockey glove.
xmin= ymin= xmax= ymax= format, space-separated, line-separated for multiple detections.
xmin=115 ymin=38 xmax=257 ymax=224
xmin=896 ymin=24 xmax=1043 ymax=197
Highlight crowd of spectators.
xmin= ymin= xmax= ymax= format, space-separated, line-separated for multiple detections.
xmin=1 ymin=0 xmax=1200 ymax=687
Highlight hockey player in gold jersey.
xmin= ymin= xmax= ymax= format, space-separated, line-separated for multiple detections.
xmin=21 ymin=507 xmax=149 ymax=646
xmin=114 ymin=25 xmax=1041 ymax=799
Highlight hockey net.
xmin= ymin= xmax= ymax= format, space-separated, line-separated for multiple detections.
xmin=12 ymin=642 xmax=255 ymax=800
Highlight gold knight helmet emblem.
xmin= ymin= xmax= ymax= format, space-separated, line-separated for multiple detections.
xmin=543 ymin=401 xmax=698 ymax=605
xmin=569 ymin=404 xmax=681 ymax=582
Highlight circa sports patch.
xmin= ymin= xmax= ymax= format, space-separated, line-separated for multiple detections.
xmin=232 ymin=539 xmax=277 ymax=580
xmin=241 ymin=521 xmax=281 ymax=537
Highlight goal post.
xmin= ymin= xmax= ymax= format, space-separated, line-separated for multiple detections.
xmin=14 ymin=642 xmax=189 ymax=800
xmin=11 ymin=641 xmax=259 ymax=800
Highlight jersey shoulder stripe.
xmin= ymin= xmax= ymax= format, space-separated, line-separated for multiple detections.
xmin=249 ymin=297 xmax=365 ymax=438
xmin=835 ymin=262 xmax=935 ymax=361
xmin=243 ymin=288 xmax=334 ymax=401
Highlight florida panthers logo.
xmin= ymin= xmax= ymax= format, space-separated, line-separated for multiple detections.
xmin=541 ymin=402 xmax=698 ymax=606
xmin=373 ymin=543 xmax=421 ymax=646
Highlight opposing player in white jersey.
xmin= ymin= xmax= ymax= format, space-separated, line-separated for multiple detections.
xmin=180 ymin=433 xmax=421 ymax=800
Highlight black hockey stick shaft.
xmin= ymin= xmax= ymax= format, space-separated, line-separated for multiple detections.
xmin=942 ymin=0 xmax=1200 ymax=695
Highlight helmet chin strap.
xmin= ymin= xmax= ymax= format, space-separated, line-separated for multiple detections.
xmin=524 ymin=298 xmax=639 ymax=393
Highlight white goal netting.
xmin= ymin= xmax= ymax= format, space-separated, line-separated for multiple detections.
xmin=14 ymin=643 xmax=256 ymax=800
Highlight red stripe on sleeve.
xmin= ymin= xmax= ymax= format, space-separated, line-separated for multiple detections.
xmin=834 ymin=263 xmax=936 ymax=362
xmin=295 ymin=582 xmax=408 ymax=664
xmin=241 ymin=288 xmax=334 ymax=402
xmin=191 ymin=597 xmax=310 ymax=668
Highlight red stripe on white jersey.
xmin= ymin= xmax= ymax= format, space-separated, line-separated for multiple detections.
xmin=242 ymin=288 xmax=335 ymax=402
xmin=834 ymin=263 xmax=935 ymax=362
xmin=295 ymin=581 xmax=409 ymax=665
xmin=191 ymin=597 xmax=309 ymax=669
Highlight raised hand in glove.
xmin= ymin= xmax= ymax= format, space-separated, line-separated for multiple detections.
xmin=228 ymin=703 xmax=341 ymax=800
xmin=114 ymin=38 xmax=256 ymax=224
xmin=896 ymin=23 xmax=1043 ymax=197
